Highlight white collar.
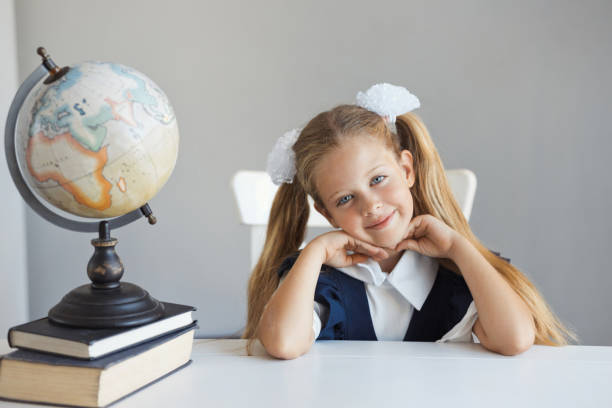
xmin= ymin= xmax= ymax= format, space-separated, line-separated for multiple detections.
xmin=337 ymin=250 xmax=438 ymax=311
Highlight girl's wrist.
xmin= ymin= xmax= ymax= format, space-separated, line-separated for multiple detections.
xmin=303 ymin=238 xmax=328 ymax=265
xmin=447 ymin=232 xmax=471 ymax=261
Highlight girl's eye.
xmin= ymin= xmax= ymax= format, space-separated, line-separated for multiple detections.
xmin=337 ymin=194 xmax=353 ymax=206
xmin=371 ymin=175 xmax=385 ymax=185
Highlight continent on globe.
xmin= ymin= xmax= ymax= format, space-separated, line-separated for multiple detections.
xmin=26 ymin=131 xmax=112 ymax=211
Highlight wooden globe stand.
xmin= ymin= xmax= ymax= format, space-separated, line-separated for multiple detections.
xmin=48 ymin=220 xmax=164 ymax=328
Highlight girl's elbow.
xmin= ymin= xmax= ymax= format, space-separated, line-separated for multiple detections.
xmin=513 ymin=322 xmax=536 ymax=354
xmin=259 ymin=328 xmax=314 ymax=360
xmin=500 ymin=332 xmax=534 ymax=356
xmin=268 ymin=344 xmax=303 ymax=360
xmin=263 ymin=337 xmax=310 ymax=360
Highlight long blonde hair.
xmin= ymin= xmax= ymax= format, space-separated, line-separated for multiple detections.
xmin=244 ymin=105 xmax=576 ymax=349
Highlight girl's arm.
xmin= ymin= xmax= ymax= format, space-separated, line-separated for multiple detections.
xmin=257 ymin=232 xmax=388 ymax=360
xmin=449 ymin=236 xmax=535 ymax=355
xmin=257 ymin=242 xmax=323 ymax=359
xmin=396 ymin=215 xmax=535 ymax=356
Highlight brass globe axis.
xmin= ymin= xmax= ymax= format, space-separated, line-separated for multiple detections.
xmin=36 ymin=47 xmax=70 ymax=84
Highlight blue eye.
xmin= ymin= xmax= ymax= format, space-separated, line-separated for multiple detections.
xmin=337 ymin=194 xmax=353 ymax=206
xmin=371 ymin=175 xmax=385 ymax=185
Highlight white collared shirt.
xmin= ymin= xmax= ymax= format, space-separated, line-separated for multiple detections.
xmin=310 ymin=250 xmax=479 ymax=343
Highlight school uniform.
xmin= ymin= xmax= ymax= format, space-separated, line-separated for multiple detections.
xmin=278 ymin=249 xmax=508 ymax=342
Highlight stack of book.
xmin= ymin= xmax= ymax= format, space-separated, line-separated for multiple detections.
xmin=0 ymin=302 xmax=196 ymax=407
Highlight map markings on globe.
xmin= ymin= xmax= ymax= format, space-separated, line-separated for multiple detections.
xmin=16 ymin=52 xmax=179 ymax=219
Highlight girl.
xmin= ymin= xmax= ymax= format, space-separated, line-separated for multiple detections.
xmin=244 ymin=83 xmax=576 ymax=359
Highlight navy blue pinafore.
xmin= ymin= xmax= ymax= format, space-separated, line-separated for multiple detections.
xmin=278 ymin=251 xmax=508 ymax=341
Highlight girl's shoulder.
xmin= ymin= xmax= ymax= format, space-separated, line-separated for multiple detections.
xmin=279 ymin=251 xmax=334 ymax=279
xmin=277 ymin=252 xmax=301 ymax=279
xmin=276 ymin=251 xmax=346 ymax=281
xmin=432 ymin=249 xmax=510 ymax=307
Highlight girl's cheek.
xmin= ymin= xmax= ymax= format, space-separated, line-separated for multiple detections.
xmin=344 ymin=209 xmax=361 ymax=230
xmin=387 ymin=180 xmax=410 ymax=201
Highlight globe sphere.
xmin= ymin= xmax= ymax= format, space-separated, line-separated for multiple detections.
xmin=14 ymin=61 xmax=179 ymax=218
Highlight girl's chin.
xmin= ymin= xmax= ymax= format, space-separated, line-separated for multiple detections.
xmin=370 ymin=230 xmax=405 ymax=249
xmin=354 ymin=229 xmax=404 ymax=251
xmin=369 ymin=238 xmax=402 ymax=253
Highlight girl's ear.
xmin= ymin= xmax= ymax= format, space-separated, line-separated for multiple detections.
xmin=399 ymin=150 xmax=416 ymax=188
xmin=314 ymin=202 xmax=338 ymax=228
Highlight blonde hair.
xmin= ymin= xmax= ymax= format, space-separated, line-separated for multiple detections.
xmin=244 ymin=105 xmax=577 ymax=351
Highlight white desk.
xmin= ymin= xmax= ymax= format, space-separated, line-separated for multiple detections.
xmin=1 ymin=339 xmax=611 ymax=407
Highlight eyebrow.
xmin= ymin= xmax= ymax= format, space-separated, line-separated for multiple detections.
xmin=326 ymin=164 xmax=386 ymax=202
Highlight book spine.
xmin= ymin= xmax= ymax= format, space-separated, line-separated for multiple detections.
xmin=6 ymin=329 xmax=14 ymax=349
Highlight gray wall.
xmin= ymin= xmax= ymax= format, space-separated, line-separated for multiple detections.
xmin=0 ymin=0 xmax=28 ymax=335
xmin=10 ymin=0 xmax=612 ymax=344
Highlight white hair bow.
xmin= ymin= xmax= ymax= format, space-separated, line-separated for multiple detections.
xmin=356 ymin=83 xmax=420 ymax=132
xmin=266 ymin=128 xmax=301 ymax=185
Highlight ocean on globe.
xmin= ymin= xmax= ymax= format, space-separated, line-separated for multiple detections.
xmin=14 ymin=61 xmax=179 ymax=218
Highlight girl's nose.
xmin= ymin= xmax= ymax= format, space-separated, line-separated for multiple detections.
xmin=362 ymin=198 xmax=383 ymax=216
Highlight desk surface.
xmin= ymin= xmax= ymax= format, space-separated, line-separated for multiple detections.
xmin=1 ymin=339 xmax=611 ymax=407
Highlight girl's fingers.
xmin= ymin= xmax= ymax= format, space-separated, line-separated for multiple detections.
xmin=404 ymin=216 xmax=426 ymax=240
xmin=355 ymin=240 xmax=388 ymax=259
xmin=344 ymin=239 xmax=388 ymax=261
xmin=395 ymin=239 xmax=418 ymax=252
xmin=348 ymin=253 xmax=369 ymax=265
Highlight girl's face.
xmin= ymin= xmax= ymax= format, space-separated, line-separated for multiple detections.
xmin=314 ymin=136 xmax=416 ymax=249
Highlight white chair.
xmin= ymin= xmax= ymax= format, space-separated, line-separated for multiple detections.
xmin=232 ymin=169 xmax=476 ymax=269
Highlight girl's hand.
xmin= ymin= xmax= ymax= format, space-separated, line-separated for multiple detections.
xmin=394 ymin=214 xmax=461 ymax=259
xmin=307 ymin=231 xmax=389 ymax=268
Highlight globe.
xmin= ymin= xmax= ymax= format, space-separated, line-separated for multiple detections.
xmin=14 ymin=60 xmax=179 ymax=218
xmin=4 ymin=48 xmax=179 ymax=328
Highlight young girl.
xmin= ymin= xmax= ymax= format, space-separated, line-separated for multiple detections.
xmin=244 ymin=83 xmax=576 ymax=359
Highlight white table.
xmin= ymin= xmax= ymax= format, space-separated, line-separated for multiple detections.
xmin=2 ymin=339 xmax=611 ymax=407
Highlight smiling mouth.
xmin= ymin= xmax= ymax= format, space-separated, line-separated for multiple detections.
xmin=367 ymin=211 xmax=395 ymax=229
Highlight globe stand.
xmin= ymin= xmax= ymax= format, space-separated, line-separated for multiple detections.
xmin=48 ymin=221 xmax=164 ymax=328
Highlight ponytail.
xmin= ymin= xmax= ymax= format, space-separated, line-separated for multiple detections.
xmin=243 ymin=180 xmax=310 ymax=351
xmin=395 ymin=112 xmax=577 ymax=345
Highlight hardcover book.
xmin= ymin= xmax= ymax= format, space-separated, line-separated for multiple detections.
xmin=8 ymin=301 xmax=195 ymax=359
xmin=0 ymin=322 xmax=196 ymax=408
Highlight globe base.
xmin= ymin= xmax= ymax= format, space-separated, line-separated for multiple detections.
xmin=48 ymin=282 xmax=165 ymax=328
